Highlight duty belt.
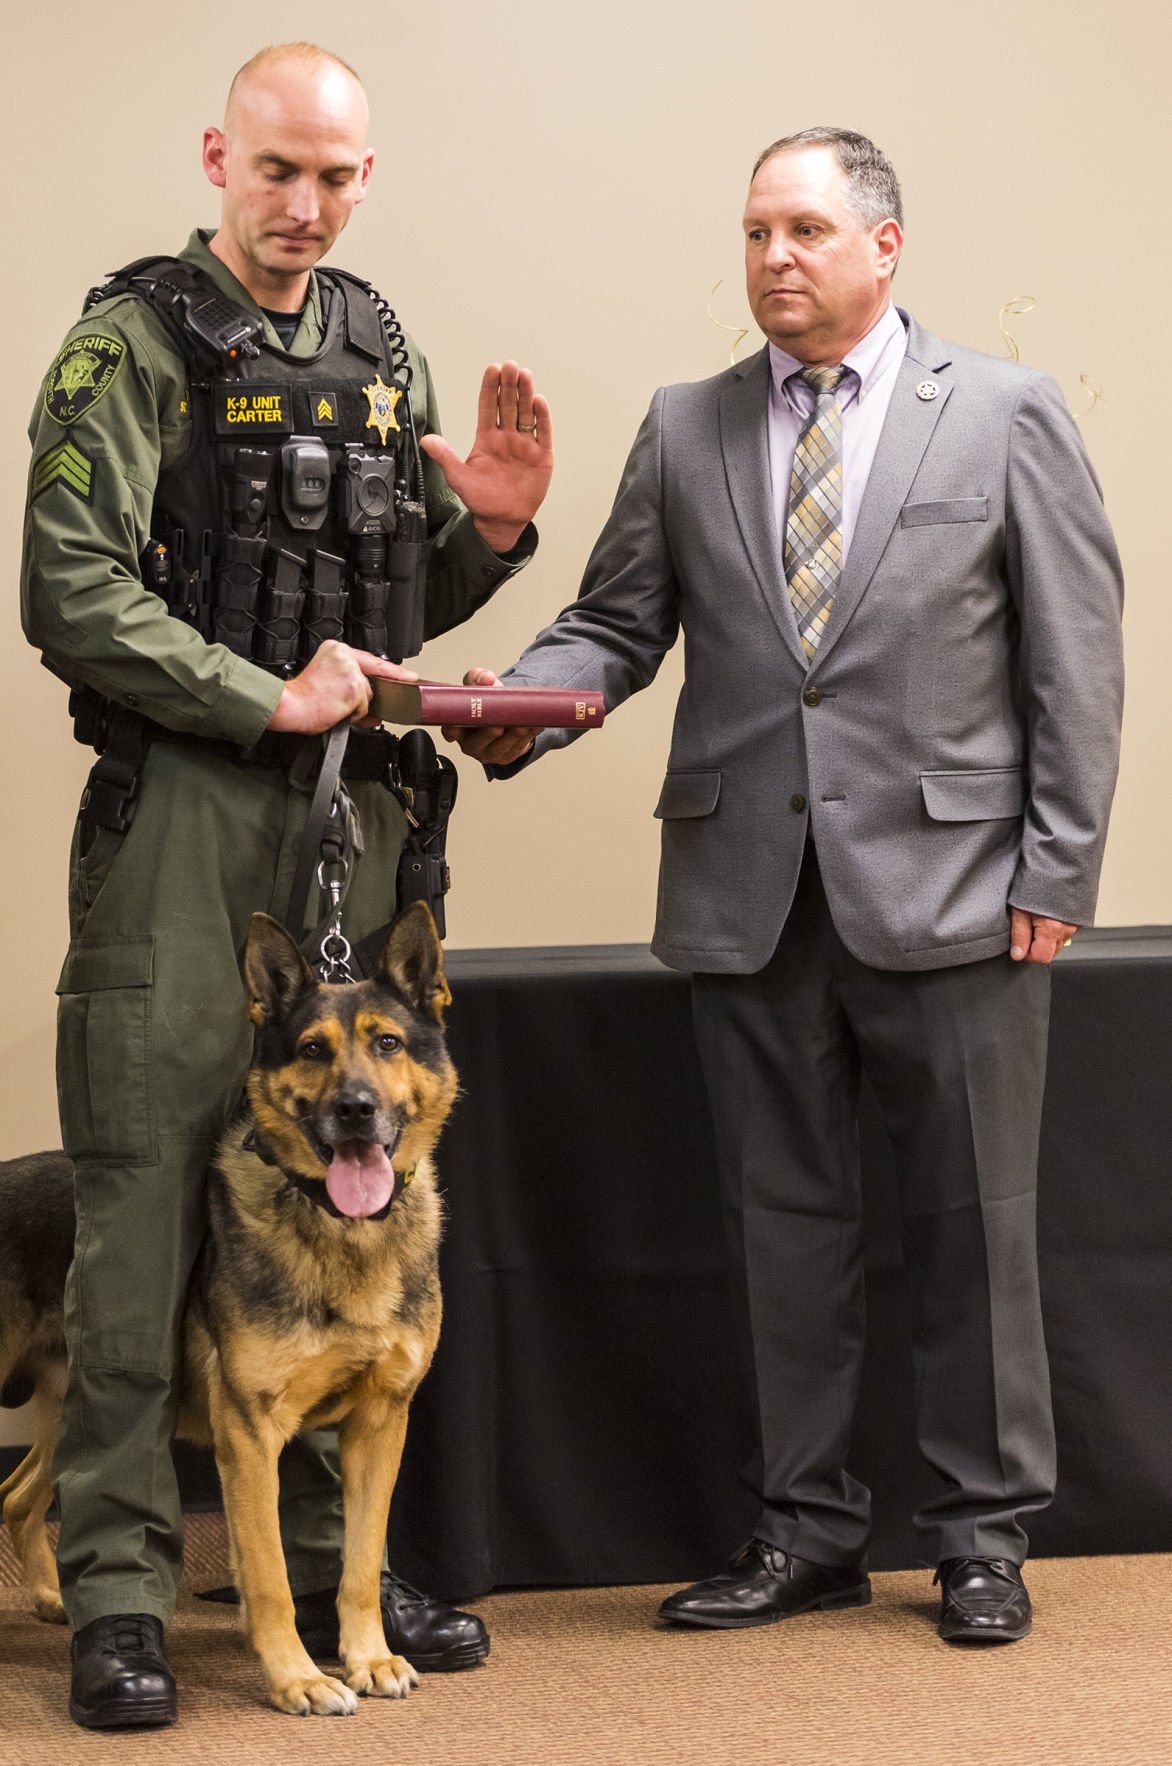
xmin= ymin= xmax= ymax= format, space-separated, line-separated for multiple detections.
xmin=71 ymin=691 xmax=457 ymax=940
xmin=191 ymin=723 xmax=401 ymax=780
xmin=73 ymin=696 xmax=399 ymax=834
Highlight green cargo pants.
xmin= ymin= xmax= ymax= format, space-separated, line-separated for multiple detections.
xmin=54 ymin=738 xmax=409 ymax=1629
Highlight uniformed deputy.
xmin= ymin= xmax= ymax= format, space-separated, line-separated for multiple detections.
xmin=21 ymin=43 xmax=553 ymax=1731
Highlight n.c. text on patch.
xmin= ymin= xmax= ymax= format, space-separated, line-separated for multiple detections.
xmin=214 ymin=384 xmax=293 ymax=436
xmin=43 ymin=334 xmax=126 ymax=427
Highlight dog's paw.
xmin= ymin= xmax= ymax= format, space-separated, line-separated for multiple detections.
xmin=270 ymin=1671 xmax=360 ymax=1717
xmin=343 ymin=1653 xmax=419 ymax=1699
xmin=33 ymin=1589 xmax=67 ymax=1625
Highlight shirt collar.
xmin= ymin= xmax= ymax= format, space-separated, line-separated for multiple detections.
xmin=769 ymin=301 xmax=907 ymax=413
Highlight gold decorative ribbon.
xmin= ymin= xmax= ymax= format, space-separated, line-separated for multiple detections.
xmin=1076 ymin=374 xmax=1104 ymax=417
xmin=999 ymin=296 xmax=1036 ymax=364
xmin=999 ymin=295 xmax=1102 ymax=419
xmin=707 ymin=280 xmax=750 ymax=367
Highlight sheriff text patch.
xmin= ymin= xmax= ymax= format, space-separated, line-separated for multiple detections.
xmin=44 ymin=334 xmax=126 ymax=427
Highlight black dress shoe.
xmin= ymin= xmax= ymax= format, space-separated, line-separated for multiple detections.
xmin=69 ymin=1613 xmax=177 ymax=1730
xmin=936 ymin=1557 xmax=1032 ymax=1644
xmin=657 ymin=1539 xmax=871 ymax=1629
xmin=294 ymin=1572 xmax=490 ymax=1671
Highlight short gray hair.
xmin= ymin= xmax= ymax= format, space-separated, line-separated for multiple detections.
xmin=752 ymin=127 xmax=903 ymax=230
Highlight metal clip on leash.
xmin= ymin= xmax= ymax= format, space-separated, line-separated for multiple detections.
xmin=315 ymin=840 xmax=356 ymax=983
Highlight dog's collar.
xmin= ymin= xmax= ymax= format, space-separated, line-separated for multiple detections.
xmin=241 ymin=1126 xmax=415 ymax=1222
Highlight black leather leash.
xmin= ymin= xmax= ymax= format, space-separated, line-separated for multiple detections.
xmin=282 ymin=720 xmax=357 ymax=957
xmin=276 ymin=721 xmax=458 ymax=980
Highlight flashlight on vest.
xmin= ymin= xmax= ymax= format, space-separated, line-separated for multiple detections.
xmin=383 ymin=494 xmax=427 ymax=663
xmin=349 ymin=532 xmax=391 ymax=657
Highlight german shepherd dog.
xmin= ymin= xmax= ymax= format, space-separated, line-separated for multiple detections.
xmin=0 ymin=902 xmax=457 ymax=1716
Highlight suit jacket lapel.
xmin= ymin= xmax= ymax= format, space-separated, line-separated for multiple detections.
xmin=719 ymin=347 xmax=809 ymax=669
xmin=813 ymin=313 xmax=954 ymax=668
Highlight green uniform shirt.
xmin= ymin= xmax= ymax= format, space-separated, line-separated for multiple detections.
xmin=22 ymin=228 xmax=534 ymax=749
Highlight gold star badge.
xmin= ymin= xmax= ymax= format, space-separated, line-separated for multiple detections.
xmin=363 ymin=373 xmax=402 ymax=446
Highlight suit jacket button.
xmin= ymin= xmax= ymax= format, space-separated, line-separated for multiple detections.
xmin=802 ymin=687 xmax=822 ymax=706
xmin=790 ymin=793 xmax=807 ymax=813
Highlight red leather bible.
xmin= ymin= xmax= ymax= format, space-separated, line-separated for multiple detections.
xmin=369 ymin=679 xmax=606 ymax=730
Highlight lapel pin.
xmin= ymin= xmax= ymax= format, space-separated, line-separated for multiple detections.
xmin=916 ymin=380 xmax=940 ymax=402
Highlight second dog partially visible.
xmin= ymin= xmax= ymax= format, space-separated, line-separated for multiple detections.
xmin=0 ymin=901 xmax=457 ymax=1716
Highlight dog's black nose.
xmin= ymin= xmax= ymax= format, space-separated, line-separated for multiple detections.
xmin=332 ymin=1088 xmax=378 ymax=1128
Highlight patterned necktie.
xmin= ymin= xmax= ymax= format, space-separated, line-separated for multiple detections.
xmin=784 ymin=364 xmax=848 ymax=659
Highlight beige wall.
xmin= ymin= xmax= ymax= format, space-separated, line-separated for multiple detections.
xmin=2 ymin=0 xmax=1167 ymax=1180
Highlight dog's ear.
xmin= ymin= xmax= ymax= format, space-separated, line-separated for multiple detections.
xmin=245 ymin=913 xmax=315 ymax=1027
xmin=379 ymin=902 xmax=451 ymax=1023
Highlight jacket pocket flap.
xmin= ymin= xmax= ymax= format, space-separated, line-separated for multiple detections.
xmin=57 ymin=937 xmax=155 ymax=994
xmin=900 ymin=497 xmax=989 ymax=528
xmin=654 ymin=769 xmax=722 ymax=820
xmin=921 ymin=768 xmax=1025 ymax=822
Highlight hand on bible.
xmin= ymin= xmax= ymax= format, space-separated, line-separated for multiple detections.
xmin=442 ymin=668 xmax=540 ymax=766
xmin=268 ymin=641 xmax=418 ymax=734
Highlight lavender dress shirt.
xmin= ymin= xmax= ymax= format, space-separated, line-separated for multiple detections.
xmin=766 ymin=301 xmax=908 ymax=563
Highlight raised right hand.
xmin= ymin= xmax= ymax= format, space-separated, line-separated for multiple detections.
xmin=441 ymin=667 xmax=540 ymax=766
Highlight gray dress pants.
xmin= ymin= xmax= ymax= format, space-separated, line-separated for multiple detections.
xmin=690 ymin=841 xmax=1056 ymax=1568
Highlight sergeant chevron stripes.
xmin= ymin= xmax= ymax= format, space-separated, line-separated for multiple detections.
xmin=784 ymin=364 xmax=847 ymax=659
xmin=31 ymin=438 xmax=94 ymax=504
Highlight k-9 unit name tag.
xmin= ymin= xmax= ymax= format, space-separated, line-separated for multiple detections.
xmin=214 ymin=384 xmax=294 ymax=434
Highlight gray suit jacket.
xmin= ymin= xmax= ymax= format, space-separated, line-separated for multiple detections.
xmin=503 ymin=311 xmax=1124 ymax=973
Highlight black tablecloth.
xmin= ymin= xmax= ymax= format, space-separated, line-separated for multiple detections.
xmin=375 ymin=928 xmax=1172 ymax=1597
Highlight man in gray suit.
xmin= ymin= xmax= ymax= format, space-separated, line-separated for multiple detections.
xmin=452 ymin=128 xmax=1124 ymax=1643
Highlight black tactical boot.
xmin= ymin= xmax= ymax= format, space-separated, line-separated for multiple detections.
xmin=69 ymin=1613 xmax=178 ymax=1729
xmin=294 ymin=1572 xmax=490 ymax=1671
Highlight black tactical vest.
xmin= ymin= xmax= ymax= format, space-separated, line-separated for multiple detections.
xmin=84 ymin=256 xmax=428 ymax=669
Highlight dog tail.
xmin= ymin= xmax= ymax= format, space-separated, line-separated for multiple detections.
xmin=0 ymin=1403 xmax=67 ymax=1624
xmin=0 ymin=1444 xmax=37 ymax=1508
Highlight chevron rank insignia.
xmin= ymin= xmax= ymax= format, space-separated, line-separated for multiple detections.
xmin=310 ymin=390 xmax=339 ymax=429
xmin=44 ymin=333 xmax=126 ymax=427
xmin=31 ymin=438 xmax=95 ymax=504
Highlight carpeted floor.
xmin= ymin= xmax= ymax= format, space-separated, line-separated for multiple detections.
xmin=0 ymin=1515 xmax=1166 ymax=1765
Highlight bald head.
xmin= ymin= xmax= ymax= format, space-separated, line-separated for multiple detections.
xmin=203 ymin=44 xmax=374 ymax=310
xmin=224 ymin=43 xmax=367 ymax=135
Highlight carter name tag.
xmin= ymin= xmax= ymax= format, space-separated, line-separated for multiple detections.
xmin=214 ymin=385 xmax=293 ymax=434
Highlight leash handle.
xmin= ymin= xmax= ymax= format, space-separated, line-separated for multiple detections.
xmin=282 ymin=720 xmax=352 ymax=939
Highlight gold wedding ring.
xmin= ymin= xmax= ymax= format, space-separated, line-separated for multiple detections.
xmin=515 ymin=420 xmax=537 ymax=432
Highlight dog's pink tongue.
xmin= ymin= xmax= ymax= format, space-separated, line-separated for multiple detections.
xmin=325 ymin=1142 xmax=395 ymax=1218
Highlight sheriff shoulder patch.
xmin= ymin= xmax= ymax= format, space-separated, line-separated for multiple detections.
xmin=31 ymin=438 xmax=95 ymax=503
xmin=44 ymin=333 xmax=127 ymax=427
